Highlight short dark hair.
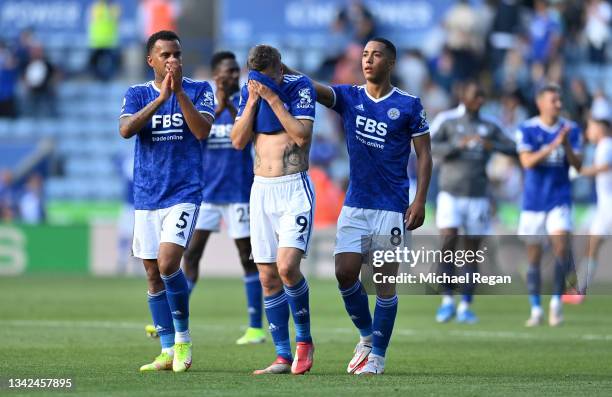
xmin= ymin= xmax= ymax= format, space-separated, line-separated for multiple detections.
xmin=146 ymin=30 xmax=181 ymax=54
xmin=247 ymin=45 xmax=281 ymax=72
xmin=210 ymin=51 xmax=236 ymax=71
xmin=369 ymin=37 xmax=397 ymax=60
xmin=592 ymin=118 xmax=611 ymax=131
xmin=536 ymin=82 xmax=561 ymax=98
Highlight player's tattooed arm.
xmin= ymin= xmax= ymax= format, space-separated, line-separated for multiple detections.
xmin=282 ymin=63 xmax=334 ymax=108
xmin=168 ymin=60 xmax=213 ymax=140
xmin=282 ymin=142 xmax=309 ymax=174
xmin=231 ymin=81 xmax=258 ymax=149
xmin=405 ymin=133 xmax=432 ymax=231
xmin=251 ymin=81 xmax=313 ymax=147
xmin=119 ymin=73 xmax=171 ymax=139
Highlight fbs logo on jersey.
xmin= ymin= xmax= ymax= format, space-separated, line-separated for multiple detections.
xmin=356 ymin=115 xmax=387 ymax=136
xmin=152 ymin=114 xmax=184 ymax=129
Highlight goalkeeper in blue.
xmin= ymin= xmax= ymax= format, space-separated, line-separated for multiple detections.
xmin=119 ymin=30 xmax=214 ymax=372
xmin=285 ymin=37 xmax=432 ymax=375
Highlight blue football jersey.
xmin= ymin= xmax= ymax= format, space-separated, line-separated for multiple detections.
xmin=330 ymin=85 xmax=429 ymax=213
xmin=201 ymin=92 xmax=253 ymax=203
xmin=236 ymin=74 xmax=316 ymax=133
xmin=120 ymin=78 xmax=215 ymax=210
xmin=516 ymin=117 xmax=583 ymax=211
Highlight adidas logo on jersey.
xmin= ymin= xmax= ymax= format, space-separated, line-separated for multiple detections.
xmin=269 ymin=323 xmax=279 ymax=332
xmin=172 ymin=310 xmax=183 ymax=316
xmin=355 ymin=104 xmax=364 ymax=111
xmin=296 ymin=235 xmax=305 ymax=243
xmin=295 ymin=308 xmax=309 ymax=317
xmin=350 ymin=315 xmax=359 ymax=320
xmin=373 ymin=330 xmax=384 ymax=337
xmin=176 ymin=231 xmax=185 ymax=239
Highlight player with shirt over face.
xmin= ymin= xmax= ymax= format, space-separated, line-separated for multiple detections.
xmin=286 ymin=37 xmax=433 ymax=375
xmin=231 ymin=45 xmax=316 ymax=375
xmin=516 ymin=83 xmax=582 ymax=327
xmin=119 ymin=30 xmax=214 ymax=372
xmin=180 ymin=51 xmax=265 ymax=345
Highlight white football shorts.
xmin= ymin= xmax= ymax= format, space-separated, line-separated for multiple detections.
xmin=435 ymin=191 xmax=491 ymax=235
xmin=250 ymin=171 xmax=315 ymax=263
xmin=518 ymin=205 xmax=573 ymax=242
xmin=334 ymin=205 xmax=410 ymax=255
xmin=132 ymin=202 xmax=199 ymax=259
xmin=195 ymin=202 xmax=250 ymax=239
xmin=590 ymin=205 xmax=612 ymax=236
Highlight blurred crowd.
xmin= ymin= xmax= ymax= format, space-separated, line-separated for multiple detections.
xmin=0 ymin=170 xmax=45 ymax=223
xmin=0 ymin=0 xmax=610 ymax=226
xmin=310 ymin=0 xmax=611 ymax=207
xmin=0 ymin=0 xmax=182 ymax=119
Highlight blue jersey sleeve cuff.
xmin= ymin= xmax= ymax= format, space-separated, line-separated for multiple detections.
xmin=328 ymin=86 xmax=337 ymax=109
xmin=199 ymin=110 xmax=216 ymax=121
xmin=412 ymin=130 xmax=430 ymax=137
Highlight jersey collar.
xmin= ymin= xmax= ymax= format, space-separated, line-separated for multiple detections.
xmin=361 ymin=85 xmax=396 ymax=103
xmin=537 ymin=117 xmax=563 ymax=133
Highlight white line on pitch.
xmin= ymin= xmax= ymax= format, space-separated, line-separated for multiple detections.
xmin=1 ymin=319 xmax=610 ymax=342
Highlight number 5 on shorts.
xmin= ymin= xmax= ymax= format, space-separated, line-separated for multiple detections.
xmin=176 ymin=211 xmax=190 ymax=229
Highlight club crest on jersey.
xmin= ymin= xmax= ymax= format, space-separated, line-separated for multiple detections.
xmin=387 ymin=107 xmax=400 ymax=120
xmin=297 ymin=88 xmax=313 ymax=109
xmin=201 ymin=91 xmax=214 ymax=108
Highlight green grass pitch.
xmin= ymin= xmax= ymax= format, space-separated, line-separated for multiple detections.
xmin=1 ymin=276 xmax=611 ymax=396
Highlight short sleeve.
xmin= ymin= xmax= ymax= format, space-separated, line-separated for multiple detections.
xmin=330 ymin=85 xmax=349 ymax=114
xmin=289 ymin=78 xmax=316 ymax=121
xmin=120 ymin=87 xmax=142 ymax=118
xmin=516 ymin=126 xmax=532 ymax=152
xmin=195 ymin=82 xmax=216 ymax=120
xmin=605 ymin=142 xmax=612 ymax=166
xmin=409 ymin=98 xmax=429 ymax=137
xmin=235 ymin=84 xmax=249 ymax=120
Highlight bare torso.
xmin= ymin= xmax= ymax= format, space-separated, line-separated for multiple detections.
xmin=253 ymin=133 xmax=310 ymax=177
